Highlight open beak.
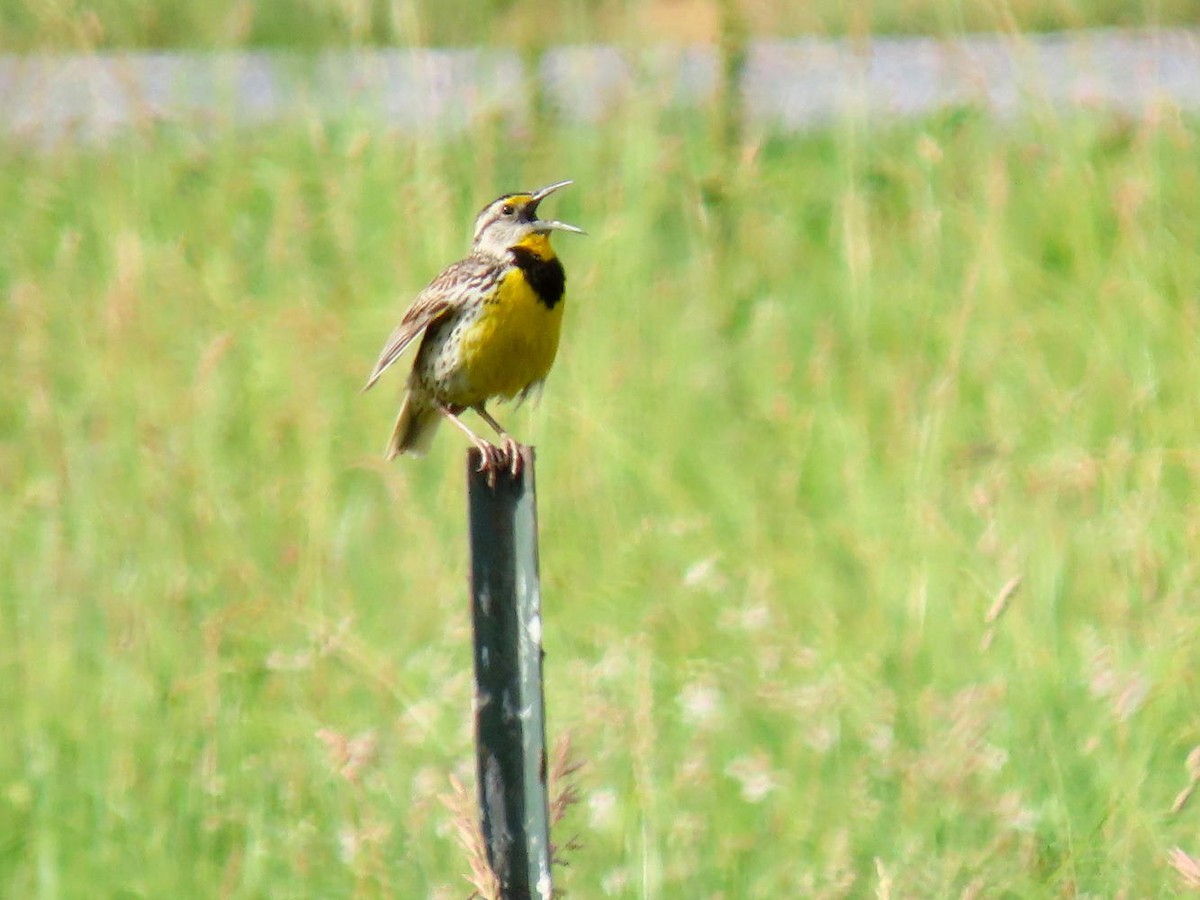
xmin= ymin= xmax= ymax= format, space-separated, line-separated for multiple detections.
xmin=529 ymin=180 xmax=585 ymax=235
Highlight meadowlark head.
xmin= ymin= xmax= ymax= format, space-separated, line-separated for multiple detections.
xmin=471 ymin=180 xmax=584 ymax=258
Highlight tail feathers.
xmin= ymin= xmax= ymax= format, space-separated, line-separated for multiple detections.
xmin=387 ymin=394 xmax=441 ymax=460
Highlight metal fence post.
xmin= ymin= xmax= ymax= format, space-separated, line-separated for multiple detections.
xmin=466 ymin=446 xmax=553 ymax=900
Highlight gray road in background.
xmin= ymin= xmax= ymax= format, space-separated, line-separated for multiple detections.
xmin=2 ymin=30 xmax=1198 ymax=143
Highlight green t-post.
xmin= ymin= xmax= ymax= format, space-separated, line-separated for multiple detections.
xmin=466 ymin=446 xmax=553 ymax=899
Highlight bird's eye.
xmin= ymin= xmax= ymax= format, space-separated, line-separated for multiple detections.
xmin=500 ymin=204 xmax=515 ymax=216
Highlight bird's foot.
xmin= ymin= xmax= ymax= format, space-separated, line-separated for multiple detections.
xmin=473 ymin=440 xmax=507 ymax=489
xmin=501 ymin=436 xmax=524 ymax=478
xmin=472 ymin=438 xmax=524 ymax=487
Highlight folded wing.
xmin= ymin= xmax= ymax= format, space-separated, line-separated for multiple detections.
xmin=363 ymin=258 xmax=490 ymax=391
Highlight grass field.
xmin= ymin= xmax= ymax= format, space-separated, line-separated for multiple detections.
xmin=1 ymin=0 xmax=1197 ymax=50
xmin=3 ymin=86 xmax=1200 ymax=896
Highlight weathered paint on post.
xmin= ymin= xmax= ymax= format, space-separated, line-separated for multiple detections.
xmin=466 ymin=446 xmax=553 ymax=900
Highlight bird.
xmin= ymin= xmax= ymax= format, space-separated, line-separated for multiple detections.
xmin=364 ymin=180 xmax=583 ymax=484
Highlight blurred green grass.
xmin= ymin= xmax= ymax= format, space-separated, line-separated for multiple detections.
xmin=3 ymin=97 xmax=1200 ymax=896
xmin=0 ymin=0 xmax=1196 ymax=51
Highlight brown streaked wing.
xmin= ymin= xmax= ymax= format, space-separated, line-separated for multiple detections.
xmin=362 ymin=258 xmax=491 ymax=391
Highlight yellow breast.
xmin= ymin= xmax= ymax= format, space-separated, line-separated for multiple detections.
xmin=457 ymin=265 xmax=565 ymax=403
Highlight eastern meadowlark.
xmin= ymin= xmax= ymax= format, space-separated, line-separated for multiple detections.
xmin=364 ymin=180 xmax=583 ymax=482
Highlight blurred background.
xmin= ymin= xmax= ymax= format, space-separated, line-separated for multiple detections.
xmin=3 ymin=1 xmax=1200 ymax=898
xmin=1 ymin=0 xmax=1196 ymax=48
